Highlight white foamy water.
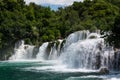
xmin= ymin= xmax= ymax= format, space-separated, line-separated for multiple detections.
xmin=65 ymin=74 xmax=120 ymax=80
xmin=36 ymin=42 xmax=49 ymax=60
xmin=9 ymin=40 xmax=35 ymax=60
xmin=60 ymin=38 xmax=104 ymax=69
xmin=25 ymin=66 xmax=98 ymax=72
xmin=9 ymin=30 xmax=120 ymax=72
xmin=23 ymin=60 xmax=99 ymax=73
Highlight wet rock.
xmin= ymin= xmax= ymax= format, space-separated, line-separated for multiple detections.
xmin=99 ymin=67 xmax=109 ymax=74
xmin=95 ymin=52 xmax=101 ymax=69
xmin=24 ymin=46 xmax=28 ymax=49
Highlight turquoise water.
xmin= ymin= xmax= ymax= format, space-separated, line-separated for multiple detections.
xmin=0 ymin=60 xmax=119 ymax=80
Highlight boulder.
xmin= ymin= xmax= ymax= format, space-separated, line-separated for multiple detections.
xmin=99 ymin=67 xmax=109 ymax=74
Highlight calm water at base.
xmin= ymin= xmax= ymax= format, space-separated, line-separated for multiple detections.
xmin=0 ymin=60 xmax=119 ymax=80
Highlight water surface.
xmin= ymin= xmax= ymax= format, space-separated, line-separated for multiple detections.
xmin=0 ymin=60 xmax=119 ymax=80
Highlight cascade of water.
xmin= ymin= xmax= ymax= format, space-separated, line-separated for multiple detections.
xmin=9 ymin=40 xmax=34 ymax=60
xmin=9 ymin=30 xmax=120 ymax=70
xmin=48 ymin=43 xmax=58 ymax=60
xmin=36 ymin=42 xmax=49 ymax=60
xmin=60 ymin=37 xmax=104 ymax=69
xmin=48 ymin=40 xmax=63 ymax=60
xmin=59 ymin=31 xmax=120 ymax=70
xmin=64 ymin=30 xmax=90 ymax=48
xmin=57 ymin=40 xmax=63 ymax=56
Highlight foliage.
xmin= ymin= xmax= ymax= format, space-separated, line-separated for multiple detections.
xmin=0 ymin=0 xmax=120 ymax=50
xmin=107 ymin=15 xmax=120 ymax=48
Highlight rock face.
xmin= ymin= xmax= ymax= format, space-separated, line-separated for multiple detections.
xmin=0 ymin=43 xmax=14 ymax=60
xmin=99 ymin=67 xmax=109 ymax=74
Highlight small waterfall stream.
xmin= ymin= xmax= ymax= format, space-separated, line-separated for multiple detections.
xmin=9 ymin=30 xmax=120 ymax=71
xmin=36 ymin=42 xmax=49 ymax=60
xmin=9 ymin=40 xmax=35 ymax=60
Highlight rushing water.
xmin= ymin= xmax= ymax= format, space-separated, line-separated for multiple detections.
xmin=5 ymin=30 xmax=120 ymax=80
xmin=0 ymin=60 xmax=120 ymax=80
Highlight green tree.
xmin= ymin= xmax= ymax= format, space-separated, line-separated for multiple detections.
xmin=107 ymin=15 xmax=120 ymax=48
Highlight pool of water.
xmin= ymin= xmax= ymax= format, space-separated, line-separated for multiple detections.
xmin=0 ymin=60 xmax=120 ymax=80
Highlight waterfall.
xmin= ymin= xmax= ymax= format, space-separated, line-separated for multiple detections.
xmin=44 ymin=30 xmax=115 ymax=70
xmin=9 ymin=40 xmax=35 ymax=60
xmin=9 ymin=30 xmax=120 ymax=70
xmin=60 ymin=38 xmax=105 ymax=69
xmin=64 ymin=30 xmax=89 ymax=48
xmin=59 ymin=31 xmax=119 ymax=70
xmin=36 ymin=40 xmax=63 ymax=60
xmin=36 ymin=42 xmax=49 ymax=60
xmin=48 ymin=40 xmax=63 ymax=60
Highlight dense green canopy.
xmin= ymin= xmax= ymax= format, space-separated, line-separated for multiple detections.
xmin=0 ymin=0 xmax=120 ymax=49
xmin=107 ymin=15 xmax=120 ymax=48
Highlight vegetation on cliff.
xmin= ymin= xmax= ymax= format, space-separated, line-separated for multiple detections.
xmin=0 ymin=0 xmax=120 ymax=51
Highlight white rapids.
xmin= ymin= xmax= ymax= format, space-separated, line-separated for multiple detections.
xmin=9 ymin=40 xmax=35 ymax=60
xmin=9 ymin=30 xmax=120 ymax=71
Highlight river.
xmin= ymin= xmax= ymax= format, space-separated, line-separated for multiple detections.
xmin=0 ymin=60 xmax=120 ymax=80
